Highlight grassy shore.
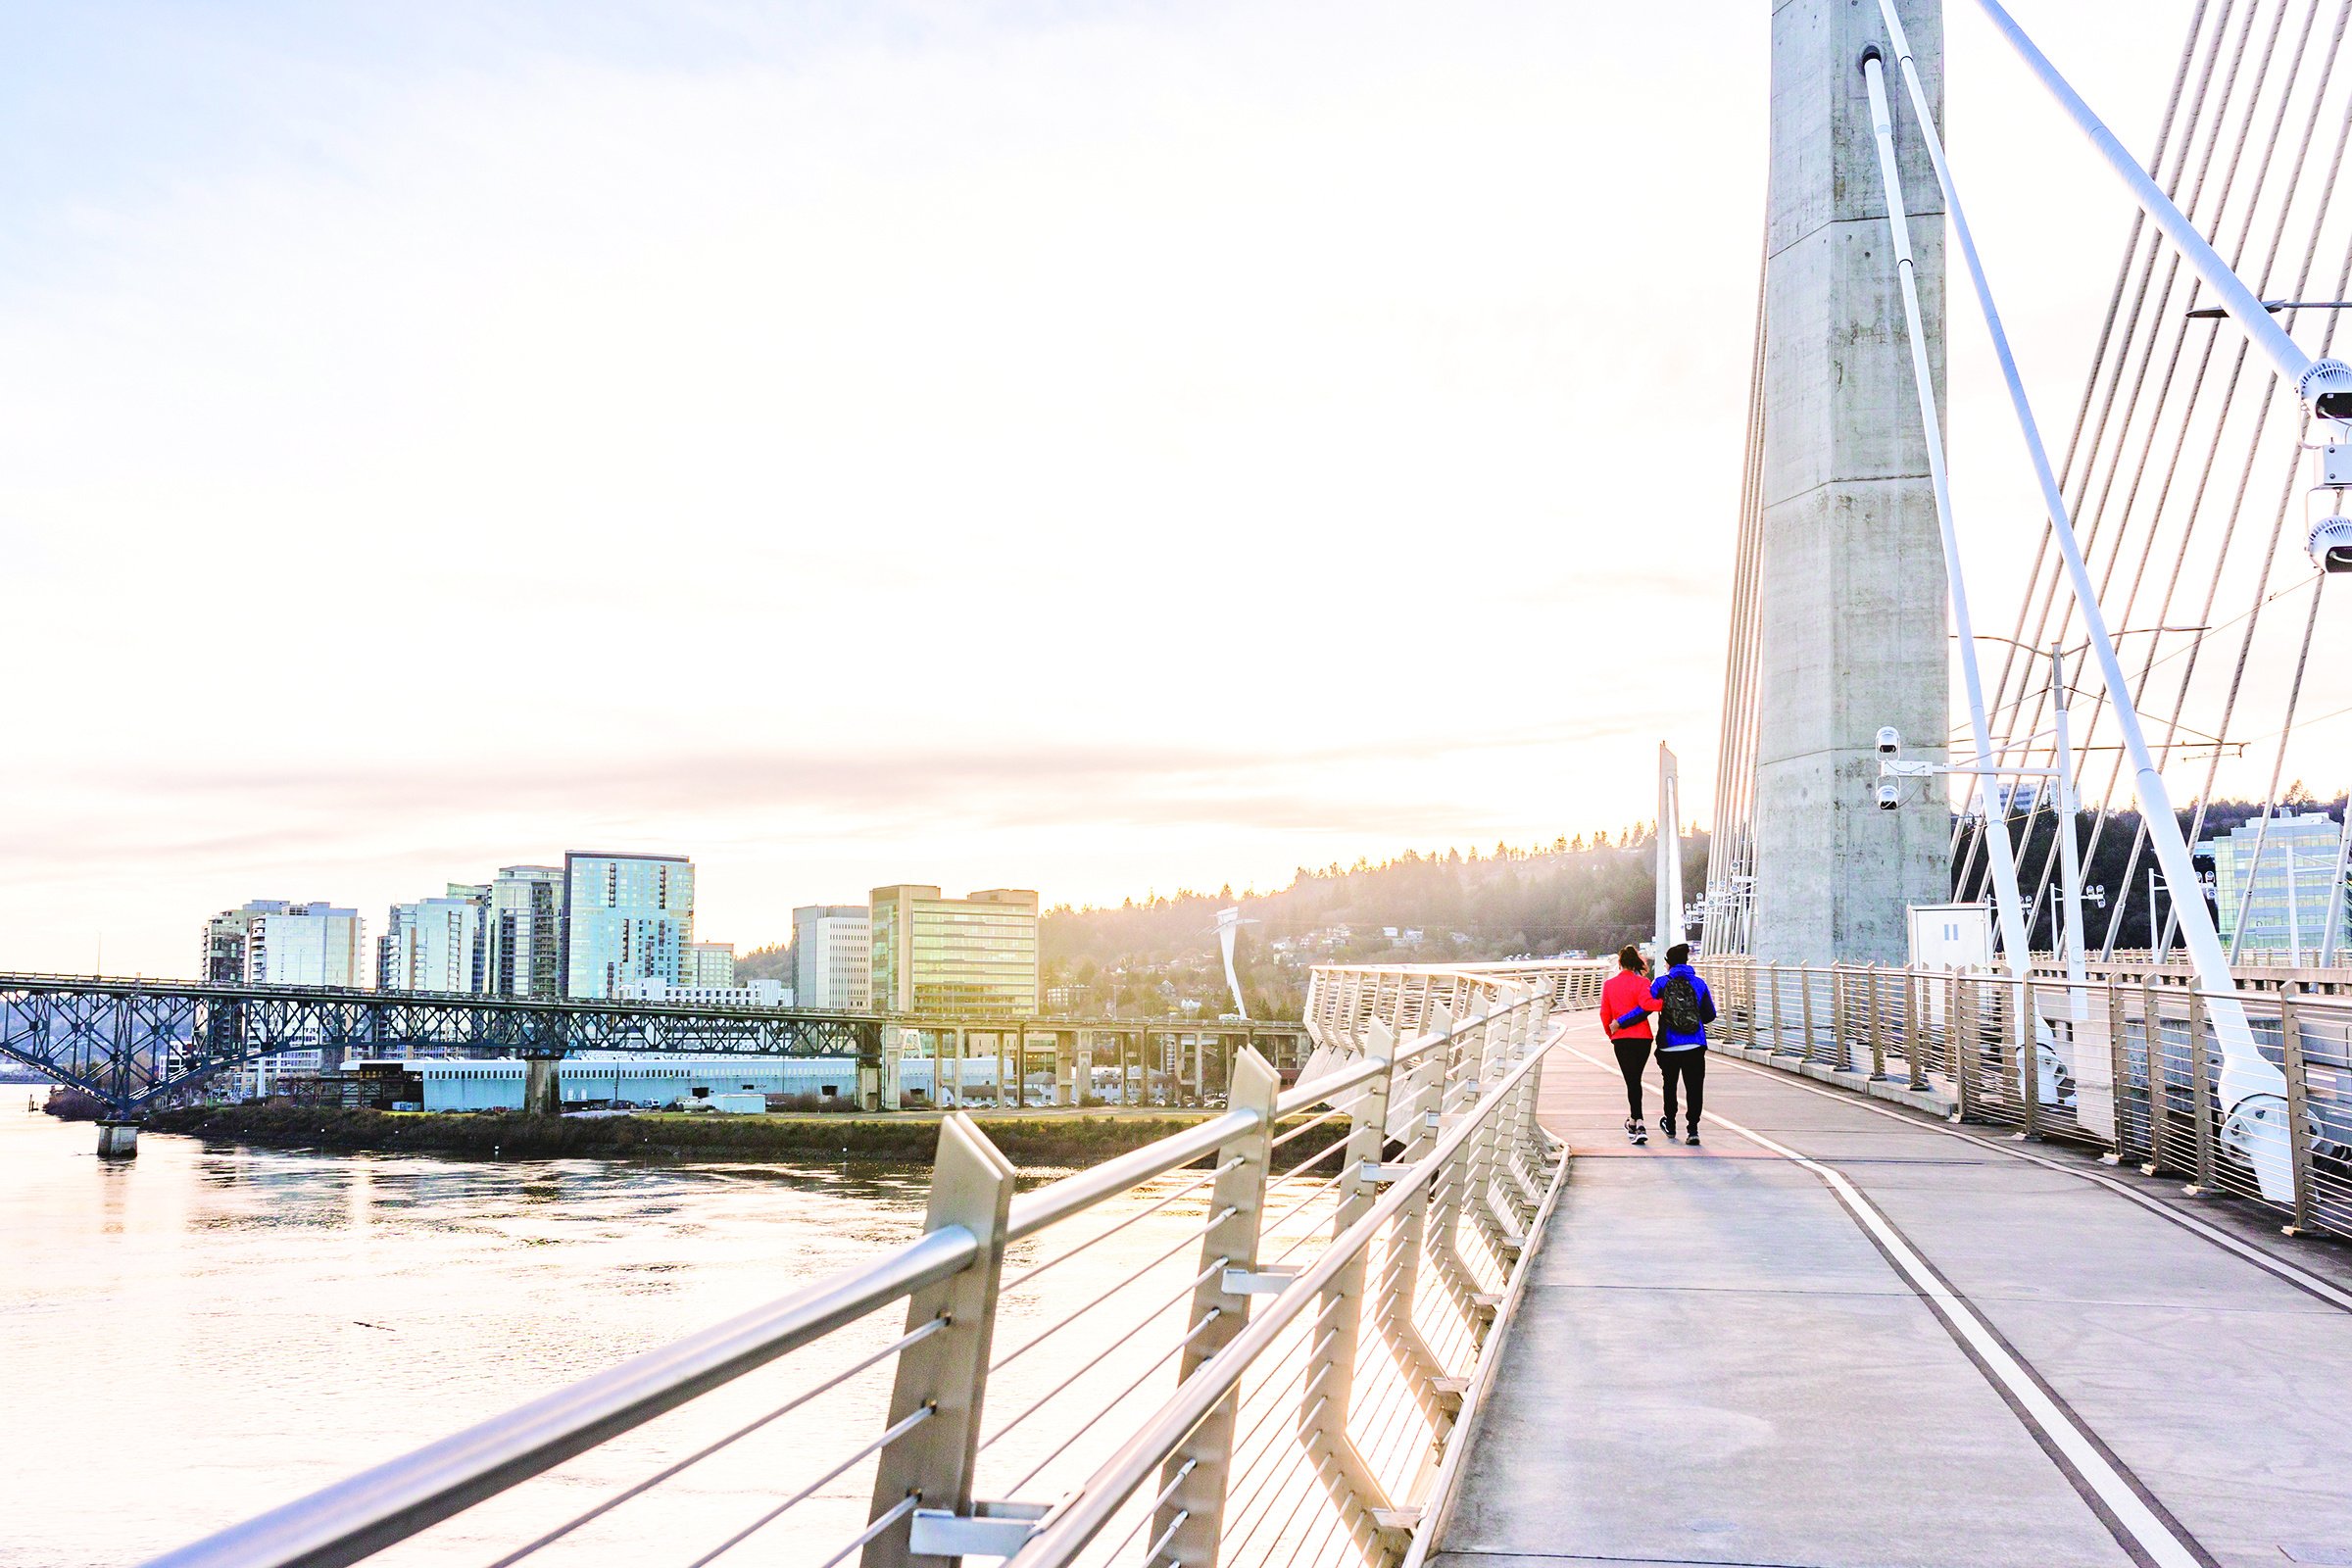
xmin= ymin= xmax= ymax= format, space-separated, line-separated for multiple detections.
xmin=140 ymin=1102 xmax=1348 ymax=1171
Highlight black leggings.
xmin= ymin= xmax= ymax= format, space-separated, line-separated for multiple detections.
xmin=1658 ymin=1048 xmax=1706 ymax=1128
xmin=1611 ymin=1039 xmax=1652 ymax=1119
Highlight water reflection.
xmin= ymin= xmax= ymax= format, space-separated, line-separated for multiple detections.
xmin=0 ymin=1110 xmax=1279 ymax=1568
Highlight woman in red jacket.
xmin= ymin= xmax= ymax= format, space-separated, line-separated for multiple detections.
xmin=1600 ymin=945 xmax=1662 ymax=1146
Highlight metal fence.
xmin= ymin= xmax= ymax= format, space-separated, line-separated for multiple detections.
xmin=147 ymin=961 xmax=1592 ymax=1568
xmin=1699 ymin=956 xmax=2352 ymax=1240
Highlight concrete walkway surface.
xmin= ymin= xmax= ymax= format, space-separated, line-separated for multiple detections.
xmin=1430 ymin=1019 xmax=2352 ymax=1568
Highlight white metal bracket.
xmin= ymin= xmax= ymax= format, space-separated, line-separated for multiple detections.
xmin=908 ymin=1500 xmax=1051 ymax=1558
xmin=1222 ymin=1265 xmax=1299 ymax=1295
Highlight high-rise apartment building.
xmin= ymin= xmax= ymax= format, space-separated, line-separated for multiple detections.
xmin=379 ymin=886 xmax=486 ymax=993
xmin=486 ymin=865 xmax=564 ymax=998
xmin=564 ymin=852 xmax=695 ymax=999
xmin=794 ymin=906 xmax=870 ymax=1009
xmin=201 ymin=901 xmax=368 ymax=987
xmin=686 ymin=942 xmax=737 ymax=988
xmin=868 ymin=887 xmax=1038 ymax=1015
xmin=2212 ymin=810 xmax=2350 ymax=961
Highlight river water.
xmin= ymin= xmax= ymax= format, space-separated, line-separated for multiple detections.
xmin=0 ymin=1107 xmax=1293 ymax=1568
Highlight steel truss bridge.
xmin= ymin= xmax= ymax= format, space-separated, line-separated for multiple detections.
xmin=0 ymin=971 xmax=1321 ymax=1117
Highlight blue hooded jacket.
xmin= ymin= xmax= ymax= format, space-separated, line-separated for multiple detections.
xmin=1649 ymin=964 xmax=1716 ymax=1050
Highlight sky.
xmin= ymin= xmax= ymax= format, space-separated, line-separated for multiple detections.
xmin=7 ymin=0 xmax=2335 ymax=977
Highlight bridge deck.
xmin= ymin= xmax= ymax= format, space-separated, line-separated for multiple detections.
xmin=1435 ymin=1019 xmax=2352 ymax=1568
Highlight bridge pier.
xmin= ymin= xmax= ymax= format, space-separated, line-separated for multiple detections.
xmin=96 ymin=1119 xmax=139 ymax=1158
xmin=520 ymin=1054 xmax=564 ymax=1116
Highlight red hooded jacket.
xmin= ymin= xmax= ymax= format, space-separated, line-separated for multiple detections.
xmin=1602 ymin=968 xmax=1661 ymax=1041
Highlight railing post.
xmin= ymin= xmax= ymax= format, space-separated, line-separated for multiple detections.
xmin=1903 ymin=969 xmax=1925 ymax=1092
xmin=863 ymin=1114 xmax=1016 ymax=1568
xmin=1953 ymin=976 xmax=1975 ymax=1122
xmin=1297 ymin=1021 xmax=1404 ymax=1560
xmin=1376 ymin=1011 xmax=1457 ymax=1475
xmin=1800 ymin=966 xmax=1819 ymax=1064
xmin=1869 ymin=965 xmax=1886 ymax=1080
xmin=2105 ymin=975 xmax=2129 ymax=1162
xmin=1155 ymin=1047 xmax=1280 ymax=1568
xmin=2186 ymin=986 xmax=2217 ymax=1196
xmin=2019 ymin=973 xmax=2040 ymax=1141
xmin=1427 ymin=1004 xmax=1488 ymax=1325
xmin=2278 ymin=983 xmax=2319 ymax=1235
xmin=2140 ymin=972 xmax=2164 ymax=1174
xmin=1765 ymin=961 xmax=1780 ymax=1054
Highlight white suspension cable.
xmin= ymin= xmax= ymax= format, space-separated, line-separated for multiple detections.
xmin=1972 ymin=0 xmax=2352 ymax=414
xmin=1860 ymin=53 xmax=2034 ymax=997
xmin=1882 ymin=0 xmax=2296 ymax=1203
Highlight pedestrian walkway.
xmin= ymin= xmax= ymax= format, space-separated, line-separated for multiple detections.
xmin=1430 ymin=1018 xmax=2352 ymax=1568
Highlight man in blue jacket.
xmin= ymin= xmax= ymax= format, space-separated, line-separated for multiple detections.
xmin=1649 ymin=943 xmax=1716 ymax=1146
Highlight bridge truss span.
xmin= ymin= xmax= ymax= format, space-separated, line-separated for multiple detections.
xmin=0 ymin=971 xmax=882 ymax=1114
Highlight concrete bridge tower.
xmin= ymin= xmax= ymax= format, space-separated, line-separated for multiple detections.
xmin=1749 ymin=0 xmax=1950 ymax=966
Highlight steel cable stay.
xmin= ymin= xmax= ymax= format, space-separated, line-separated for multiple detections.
xmin=1951 ymin=0 xmax=2352 ymax=979
xmin=2093 ymin=141 xmax=2352 ymax=957
xmin=1963 ymin=0 xmax=2278 ymax=901
xmin=1962 ymin=0 xmax=2249 ymax=898
xmin=1969 ymin=0 xmax=2305 ymax=911
xmin=2029 ymin=2 xmax=2352 ymax=955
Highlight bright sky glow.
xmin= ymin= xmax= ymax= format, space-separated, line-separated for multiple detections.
xmin=13 ymin=0 xmax=2324 ymax=977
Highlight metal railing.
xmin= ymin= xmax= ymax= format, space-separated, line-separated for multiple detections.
xmin=1699 ymin=956 xmax=2352 ymax=1240
xmin=147 ymin=961 xmax=1585 ymax=1568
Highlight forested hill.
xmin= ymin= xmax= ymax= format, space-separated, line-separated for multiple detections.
xmin=1040 ymin=829 xmax=1709 ymax=1020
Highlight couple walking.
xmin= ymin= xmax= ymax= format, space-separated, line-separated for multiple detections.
xmin=1599 ymin=942 xmax=1716 ymax=1147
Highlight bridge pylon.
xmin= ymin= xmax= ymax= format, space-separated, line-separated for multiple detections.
xmin=1748 ymin=0 xmax=1951 ymax=965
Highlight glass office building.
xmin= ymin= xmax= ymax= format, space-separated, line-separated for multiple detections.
xmin=564 ymin=852 xmax=696 ymax=999
xmin=487 ymin=865 xmax=564 ymax=999
xmin=2211 ymin=809 xmax=2350 ymax=962
xmin=869 ymin=886 xmax=1038 ymax=1015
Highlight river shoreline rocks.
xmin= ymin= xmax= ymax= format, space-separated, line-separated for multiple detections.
xmin=139 ymin=1103 xmax=1346 ymax=1171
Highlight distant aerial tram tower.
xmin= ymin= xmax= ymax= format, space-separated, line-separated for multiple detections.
xmin=1717 ymin=0 xmax=1951 ymax=965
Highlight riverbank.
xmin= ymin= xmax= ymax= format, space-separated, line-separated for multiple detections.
xmin=140 ymin=1103 xmax=1348 ymax=1169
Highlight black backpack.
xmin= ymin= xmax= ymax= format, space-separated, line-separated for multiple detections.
xmin=1659 ymin=974 xmax=1705 ymax=1037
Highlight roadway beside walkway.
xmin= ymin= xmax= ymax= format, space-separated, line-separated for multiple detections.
xmin=1431 ymin=1018 xmax=2352 ymax=1568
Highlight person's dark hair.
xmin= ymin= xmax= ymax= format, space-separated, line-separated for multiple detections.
xmin=1666 ymin=943 xmax=1691 ymax=967
xmin=1617 ymin=944 xmax=1642 ymax=970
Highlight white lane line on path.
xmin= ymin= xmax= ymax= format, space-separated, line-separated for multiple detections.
xmin=1702 ymin=1049 xmax=2352 ymax=1315
xmin=1562 ymin=1044 xmax=2213 ymax=1568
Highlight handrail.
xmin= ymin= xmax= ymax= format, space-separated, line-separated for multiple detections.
xmin=1004 ymin=1038 xmax=1553 ymax=1566
xmin=145 ymin=1226 xmax=982 ymax=1568
xmin=147 ymin=961 xmax=1573 ymax=1568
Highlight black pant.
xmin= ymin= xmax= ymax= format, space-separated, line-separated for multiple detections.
xmin=1611 ymin=1038 xmax=1652 ymax=1119
xmin=1658 ymin=1047 xmax=1705 ymax=1129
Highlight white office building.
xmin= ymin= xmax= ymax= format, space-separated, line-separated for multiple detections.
xmin=794 ymin=905 xmax=870 ymax=1009
xmin=486 ymin=865 xmax=564 ymax=999
xmin=379 ymin=887 xmax=486 ymax=994
xmin=197 ymin=900 xmax=368 ymax=1098
xmin=686 ymin=942 xmax=737 ymax=988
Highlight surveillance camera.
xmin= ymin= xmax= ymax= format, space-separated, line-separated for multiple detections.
xmin=2311 ymin=514 xmax=2352 ymax=573
xmin=1877 ymin=782 xmax=1901 ymax=811
xmin=1876 ymin=726 xmax=1901 ymax=755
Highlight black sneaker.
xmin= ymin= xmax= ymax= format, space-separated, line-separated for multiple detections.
xmin=1686 ymin=1126 xmax=1701 ymax=1147
xmin=1659 ymin=1114 xmax=1675 ymax=1141
xmin=1627 ymin=1118 xmax=1647 ymax=1146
